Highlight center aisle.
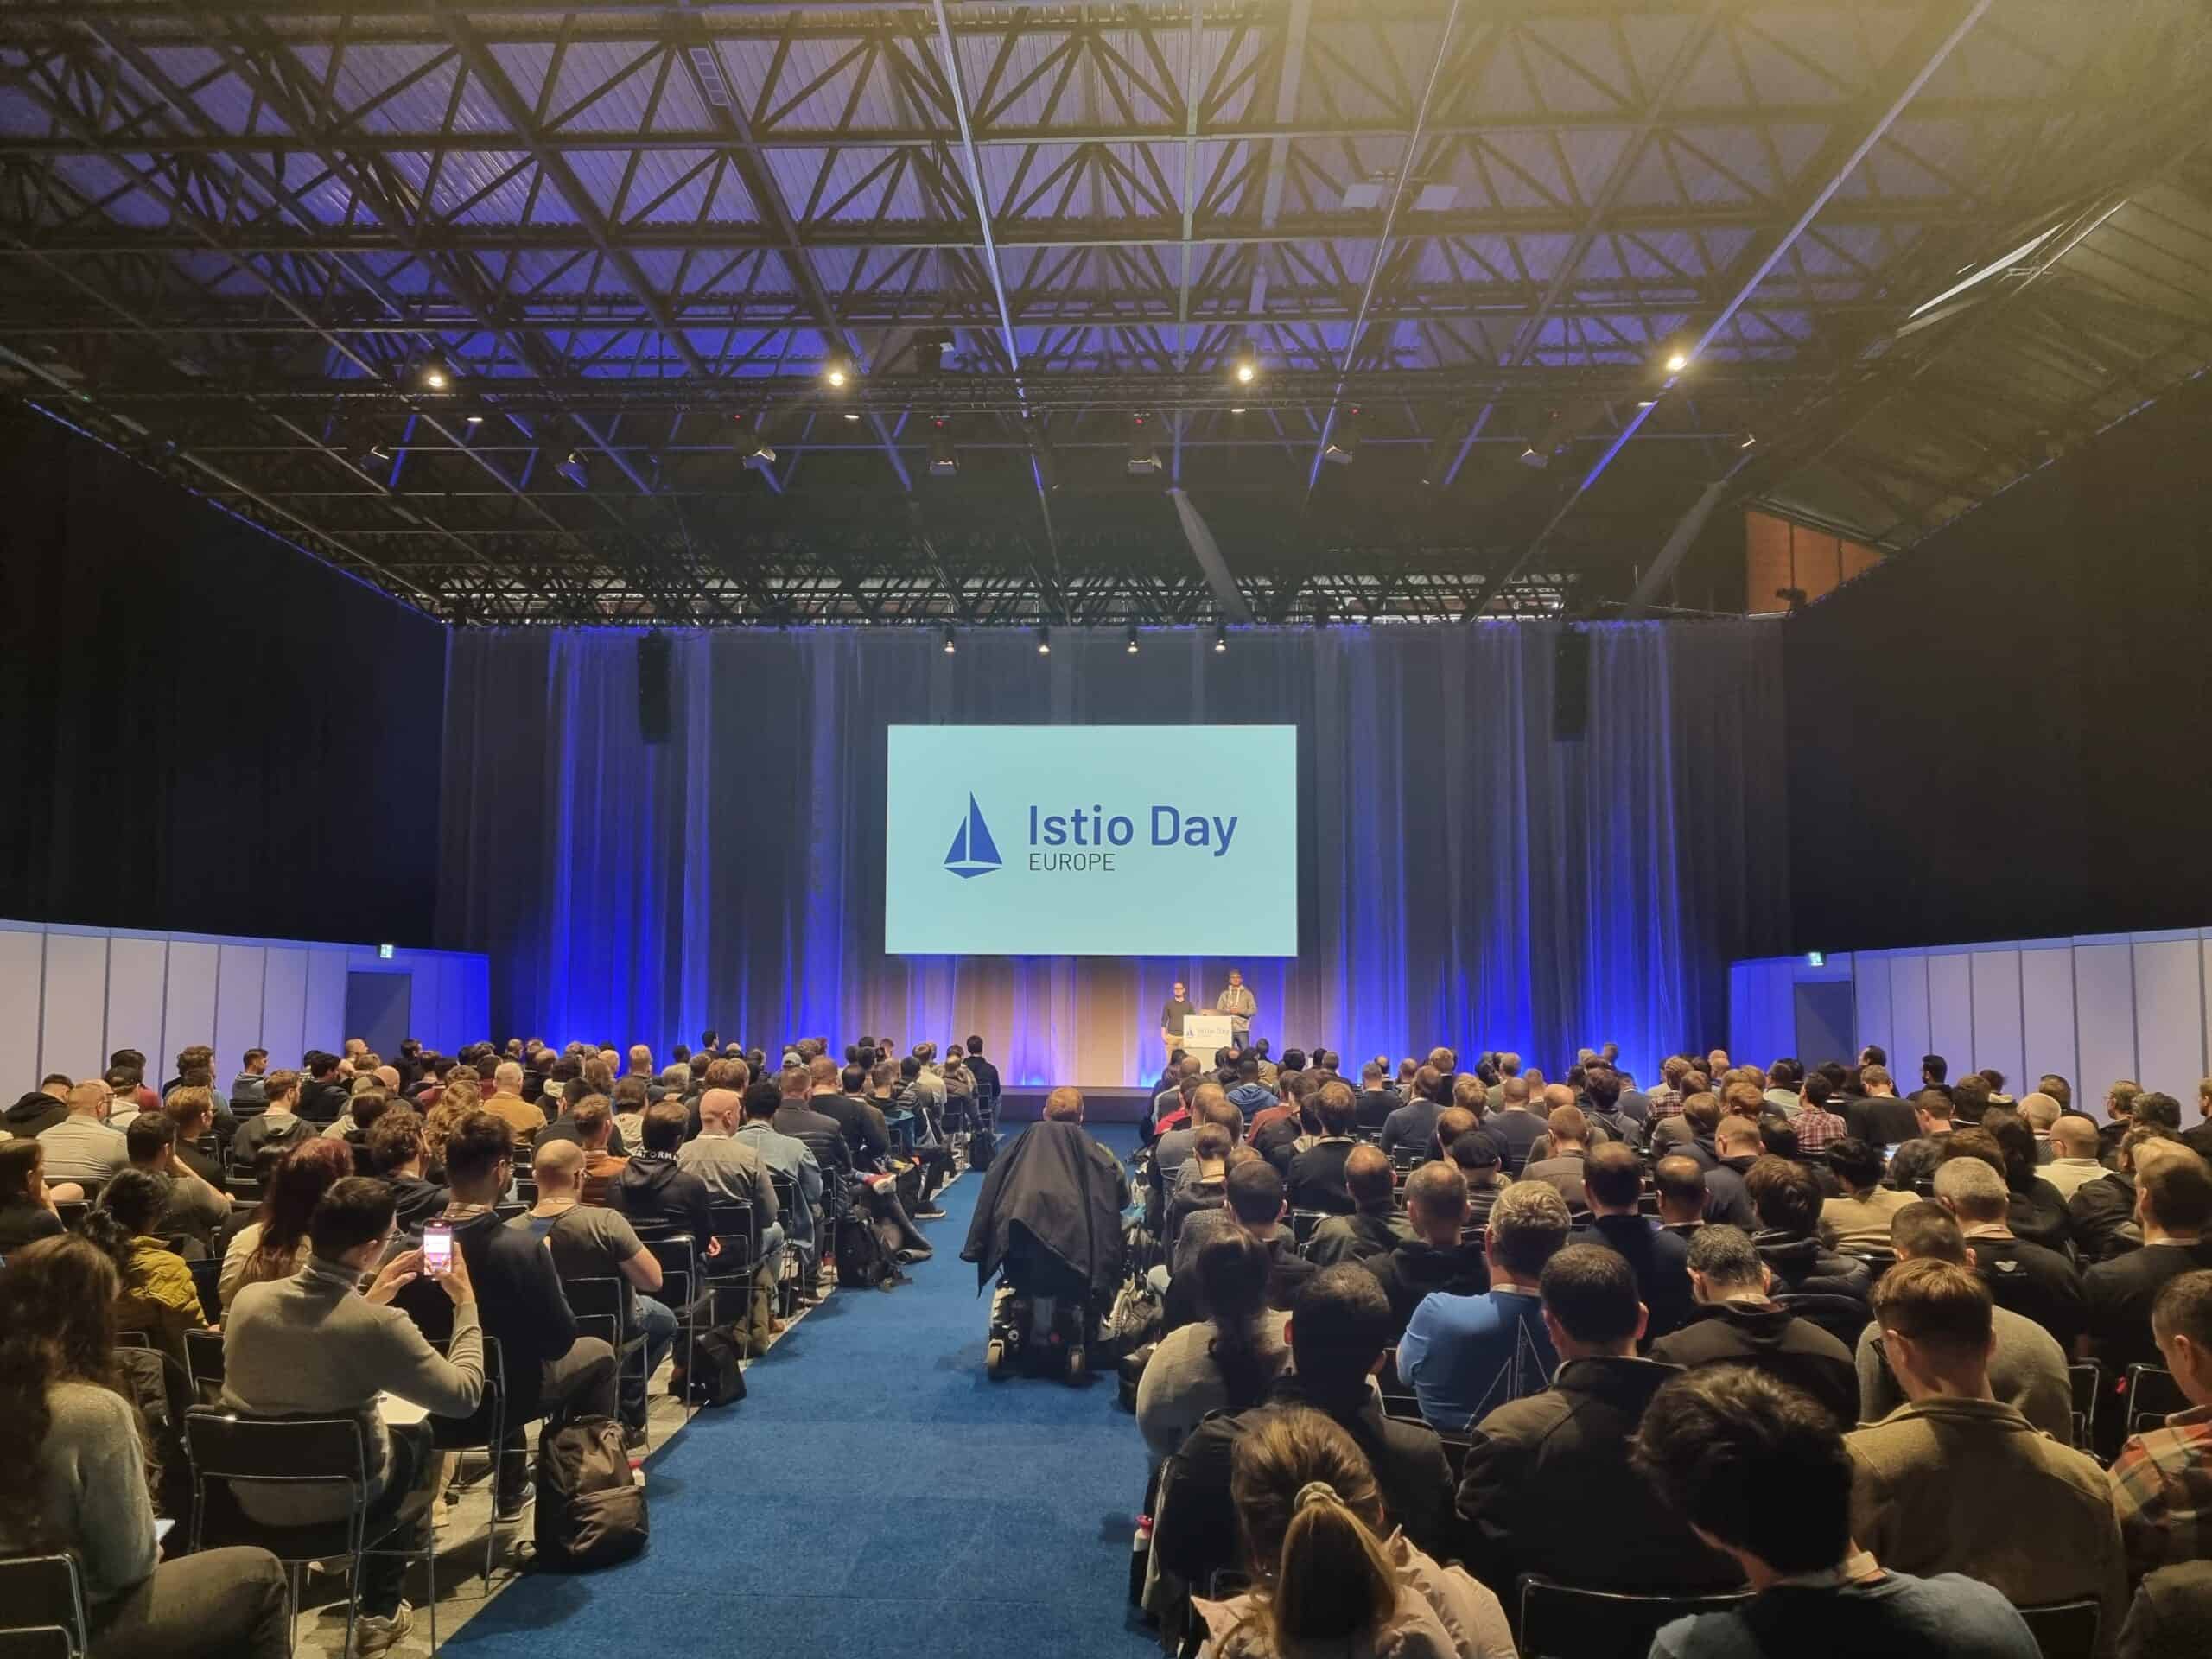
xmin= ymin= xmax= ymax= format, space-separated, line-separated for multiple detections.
xmin=450 ymin=1124 xmax=1161 ymax=1659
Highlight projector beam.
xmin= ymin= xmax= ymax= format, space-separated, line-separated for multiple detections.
xmin=1168 ymin=488 xmax=1255 ymax=625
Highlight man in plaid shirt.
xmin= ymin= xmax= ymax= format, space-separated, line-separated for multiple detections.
xmin=1644 ymin=1056 xmax=1693 ymax=1123
xmin=1790 ymin=1072 xmax=1850 ymax=1154
xmin=2111 ymin=1268 xmax=2212 ymax=1580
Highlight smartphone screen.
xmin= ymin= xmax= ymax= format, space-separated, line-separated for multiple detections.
xmin=422 ymin=1224 xmax=454 ymax=1275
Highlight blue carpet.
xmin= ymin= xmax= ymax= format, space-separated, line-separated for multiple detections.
xmin=450 ymin=1125 xmax=1158 ymax=1659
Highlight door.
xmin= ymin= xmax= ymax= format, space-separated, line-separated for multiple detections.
xmin=1795 ymin=980 xmax=1855 ymax=1069
xmin=345 ymin=971 xmax=411 ymax=1060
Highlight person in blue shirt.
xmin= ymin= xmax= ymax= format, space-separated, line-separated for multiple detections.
xmin=1398 ymin=1179 xmax=1571 ymax=1431
xmin=1633 ymin=1364 xmax=2038 ymax=1659
xmin=1224 ymin=1052 xmax=1275 ymax=1121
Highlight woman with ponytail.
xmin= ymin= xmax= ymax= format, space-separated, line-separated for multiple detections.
xmin=0 ymin=1235 xmax=290 ymax=1656
xmin=1137 ymin=1230 xmax=1288 ymax=1465
xmin=1197 ymin=1407 xmax=1515 ymax=1659
xmin=81 ymin=1168 xmax=209 ymax=1366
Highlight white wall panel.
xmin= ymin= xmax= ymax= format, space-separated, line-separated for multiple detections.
xmin=214 ymin=944 xmax=267 ymax=1080
xmin=260 ymin=948 xmax=309 ymax=1071
xmin=162 ymin=941 xmax=221 ymax=1072
xmin=1927 ymin=952 xmax=1974 ymax=1077
xmin=1967 ymin=949 xmax=2024 ymax=1094
xmin=303 ymin=948 xmax=348 ymax=1055
xmin=2075 ymin=941 xmax=2139 ymax=1099
xmin=1854 ymin=953 xmax=1893 ymax=1065
xmin=0 ymin=926 xmax=48 ymax=1095
xmin=2020 ymin=946 xmax=2077 ymax=1095
xmin=105 ymin=937 xmax=169 ymax=1075
xmin=39 ymin=931 xmax=110 ymax=1087
xmin=1890 ymin=954 xmax=1931 ymax=1075
xmin=416 ymin=958 xmax=453 ymax=1055
xmin=2133 ymin=936 xmax=2205 ymax=1103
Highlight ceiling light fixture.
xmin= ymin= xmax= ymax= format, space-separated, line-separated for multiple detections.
xmin=416 ymin=352 xmax=454 ymax=391
xmin=823 ymin=353 xmax=854 ymax=389
xmin=556 ymin=451 xmax=589 ymax=489
xmin=1232 ymin=343 xmax=1260 ymax=385
xmin=1127 ymin=412 xmax=1161 ymax=476
xmin=1664 ymin=351 xmax=1690 ymax=374
xmin=943 ymin=625 xmax=957 ymax=654
xmin=1321 ymin=405 xmax=1361 ymax=467
xmin=733 ymin=414 xmax=776 ymax=468
xmin=1037 ymin=626 xmax=1052 ymax=656
xmin=1213 ymin=624 xmax=1229 ymax=653
xmin=1126 ymin=627 xmax=1141 ymax=655
xmin=928 ymin=416 xmax=959 ymax=478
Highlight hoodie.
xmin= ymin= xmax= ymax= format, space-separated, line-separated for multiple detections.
xmin=1363 ymin=1236 xmax=1491 ymax=1335
xmin=606 ymin=1149 xmax=716 ymax=1248
xmin=1648 ymin=1298 xmax=1860 ymax=1428
xmin=1754 ymin=1230 xmax=1874 ymax=1347
xmin=6 ymin=1090 xmax=67 ymax=1139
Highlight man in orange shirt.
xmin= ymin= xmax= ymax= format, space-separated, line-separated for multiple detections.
xmin=482 ymin=1061 xmax=546 ymax=1147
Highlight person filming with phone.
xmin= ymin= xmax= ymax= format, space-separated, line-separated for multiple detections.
xmin=222 ymin=1176 xmax=485 ymax=1656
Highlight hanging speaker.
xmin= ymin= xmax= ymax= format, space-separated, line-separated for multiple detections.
xmin=637 ymin=632 xmax=671 ymax=744
xmin=1553 ymin=627 xmax=1590 ymax=741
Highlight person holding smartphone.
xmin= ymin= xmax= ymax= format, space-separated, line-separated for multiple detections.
xmin=221 ymin=1177 xmax=483 ymax=1656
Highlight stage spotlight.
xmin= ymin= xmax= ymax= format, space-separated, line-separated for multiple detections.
xmin=1036 ymin=626 xmax=1052 ymax=656
xmin=464 ymin=412 xmax=485 ymax=427
xmin=1127 ymin=412 xmax=1161 ymax=476
xmin=1213 ymin=624 xmax=1229 ymax=653
xmin=1230 ymin=405 xmax=1247 ymax=416
xmin=913 ymin=328 xmax=953 ymax=373
xmin=1664 ymin=350 xmax=1690 ymax=374
xmin=823 ymin=353 xmax=854 ymax=388
xmin=733 ymin=414 xmax=777 ymax=469
xmin=928 ymin=416 xmax=959 ymax=478
xmin=1231 ymin=344 xmax=1259 ymax=385
xmin=842 ymin=411 xmax=861 ymax=423
xmin=1126 ymin=627 xmax=1140 ymax=655
xmin=556 ymin=450 xmax=590 ymax=489
xmin=943 ymin=625 xmax=957 ymax=654
xmin=1321 ymin=405 xmax=1360 ymax=466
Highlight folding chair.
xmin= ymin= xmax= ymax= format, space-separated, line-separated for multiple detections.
xmin=2016 ymin=1598 xmax=2100 ymax=1659
xmin=184 ymin=1408 xmax=435 ymax=1658
xmin=640 ymin=1233 xmax=704 ymax=1420
xmin=1517 ymin=1575 xmax=1753 ymax=1659
xmin=184 ymin=1327 xmax=226 ymax=1401
xmin=2067 ymin=1360 xmax=2102 ymax=1452
xmin=2126 ymin=1364 xmax=2189 ymax=1439
xmin=187 ymin=1256 xmax=221 ymax=1325
xmin=1289 ymin=1209 xmax=1326 ymax=1248
xmin=563 ymin=1275 xmax=650 ymax=1446
xmin=0 ymin=1553 xmax=89 ymax=1657
xmin=397 ymin=1305 xmax=516 ymax=1582
xmin=703 ymin=1200 xmax=759 ymax=1355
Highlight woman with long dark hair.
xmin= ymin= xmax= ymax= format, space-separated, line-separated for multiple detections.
xmin=0 ymin=1234 xmax=290 ymax=1656
xmin=1136 ymin=1230 xmax=1287 ymax=1464
xmin=0 ymin=1138 xmax=68 ymax=1253
xmin=1196 ymin=1406 xmax=1513 ymax=1659
xmin=218 ymin=1135 xmax=354 ymax=1312
xmin=1980 ymin=1110 xmax=2074 ymax=1252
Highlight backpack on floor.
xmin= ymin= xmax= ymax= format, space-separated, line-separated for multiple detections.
xmin=835 ymin=1208 xmax=893 ymax=1289
xmin=534 ymin=1416 xmax=647 ymax=1571
xmin=685 ymin=1327 xmax=748 ymax=1407
xmin=966 ymin=1126 xmax=997 ymax=1173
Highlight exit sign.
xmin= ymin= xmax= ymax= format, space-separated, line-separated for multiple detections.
xmin=378 ymin=943 xmax=396 ymax=960
xmin=1807 ymin=951 xmax=1825 ymax=968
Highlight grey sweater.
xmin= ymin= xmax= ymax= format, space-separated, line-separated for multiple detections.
xmin=221 ymin=1255 xmax=485 ymax=1521
xmin=30 ymin=1382 xmax=158 ymax=1609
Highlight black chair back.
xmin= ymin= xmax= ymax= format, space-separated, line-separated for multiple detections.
xmin=184 ymin=1327 xmax=226 ymax=1395
xmin=1289 ymin=1209 xmax=1325 ymax=1246
xmin=1518 ymin=1575 xmax=1752 ymax=1659
xmin=2126 ymin=1364 xmax=2189 ymax=1437
xmin=564 ymin=1274 xmax=633 ymax=1351
xmin=2016 ymin=1598 xmax=2100 ymax=1659
xmin=2067 ymin=1361 xmax=2102 ymax=1451
xmin=0 ymin=1554 xmax=88 ymax=1656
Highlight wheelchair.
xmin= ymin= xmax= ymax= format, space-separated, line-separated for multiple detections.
xmin=984 ymin=1242 xmax=1102 ymax=1385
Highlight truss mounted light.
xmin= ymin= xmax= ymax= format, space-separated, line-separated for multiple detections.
xmin=1231 ymin=343 xmax=1260 ymax=386
xmin=1321 ymin=406 xmax=1360 ymax=467
xmin=416 ymin=352 xmax=454 ymax=391
xmin=822 ymin=353 xmax=855 ymax=389
xmin=733 ymin=413 xmax=776 ymax=469
xmin=1127 ymin=412 xmax=1161 ymax=476
xmin=1036 ymin=625 xmax=1052 ymax=656
xmin=556 ymin=451 xmax=589 ymax=489
xmin=928 ymin=416 xmax=959 ymax=478
xmin=913 ymin=328 xmax=955 ymax=374
xmin=1126 ymin=627 xmax=1141 ymax=655
xmin=1663 ymin=349 xmax=1690 ymax=374
xmin=1213 ymin=624 xmax=1229 ymax=653
xmin=943 ymin=625 xmax=957 ymax=654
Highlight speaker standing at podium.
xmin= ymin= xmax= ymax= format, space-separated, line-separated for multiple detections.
xmin=1217 ymin=969 xmax=1255 ymax=1048
xmin=1158 ymin=981 xmax=1196 ymax=1065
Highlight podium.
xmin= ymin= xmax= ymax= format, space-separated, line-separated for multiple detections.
xmin=1180 ymin=1013 xmax=1236 ymax=1059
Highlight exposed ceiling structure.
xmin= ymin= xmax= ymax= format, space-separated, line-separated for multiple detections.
xmin=1 ymin=0 xmax=2209 ymax=627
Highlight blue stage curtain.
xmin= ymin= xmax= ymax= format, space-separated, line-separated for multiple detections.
xmin=437 ymin=622 xmax=1789 ymax=1087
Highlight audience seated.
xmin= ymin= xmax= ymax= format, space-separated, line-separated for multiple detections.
xmin=1484 ymin=1075 xmax=1547 ymax=1167
xmin=1306 ymin=1144 xmax=1413 ymax=1267
xmin=223 ymin=1175 xmax=484 ymax=1654
xmin=1633 ymin=1365 xmax=2040 ymax=1659
xmin=1156 ymin=1265 xmax=1457 ymax=1595
xmin=0 ymin=1139 xmax=69 ymax=1252
xmin=1137 ymin=1230 xmax=1287 ymax=1465
xmin=80 ymin=1169 xmax=209 ymax=1365
xmin=124 ymin=1114 xmax=226 ymax=1260
xmin=514 ymin=1139 xmax=676 ymax=1447
xmin=1378 ymin=1066 xmax=1450 ymax=1160
xmin=2084 ymin=1149 xmax=2212 ymax=1377
xmin=1821 ymin=1135 xmax=1915 ymax=1250
xmin=1163 ymin=1122 xmax=1233 ymax=1256
xmin=1647 ymin=1224 xmax=1859 ymax=1429
xmin=483 ymin=1060 xmax=549 ymax=1146
xmin=1457 ymin=1244 xmax=1738 ymax=1605
xmin=296 ymin=1051 xmax=353 ymax=1127
xmin=1700 ymin=1116 xmax=1762 ymax=1228
xmin=1192 ymin=1405 xmax=1514 ymax=1659
xmin=677 ymin=1084 xmax=782 ymax=1273
xmin=1653 ymin=1154 xmax=1707 ymax=1236
xmin=396 ymin=1111 xmax=618 ymax=1519
xmin=364 ymin=1108 xmax=449 ymax=1229
xmin=2044 ymin=1112 xmax=2113 ymax=1201
xmin=813 ymin=1059 xmax=887 ymax=1167
xmin=741 ymin=1077 xmax=825 ymax=1281
xmin=1398 ymin=1179 xmax=1570 ymax=1431
xmin=1573 ymin=1141 xmax=1695 ymax=1341
xmin=228 ymin=1069 xmax=317 ymax=1175
xmin=1520 ymin=1104 xmax=1592 ymax=1210
xmin=2110 ymin=1269 xmax=2212 ymax=1582
xmin=1286 ymin=1081 xmax=1360 ymax=1214
xmin=1166 ymin=1160 xmax=1312 ymax=1329
xmin=6 ymin=1071 xmax=73 ymax=1140
xmin=1843 ymin=1064 xmax=1923 ymax=1148
xmin=789 ymin=1058 xmax=859 ymax=1183
xmin=2 ymin=1234 xmax=293 ymax=1656
xmin=1745 ymin=1154 xmax=1872 ymax=1344
xmin=1362 ymin=1160 xmax=1490 ymax=1338
xmin=1932 ymin=1155 xmax=2086 ymax=1347
xmin=37 ymin=1079 xmax=130 ymax=1188
xmin=219 ymin=1141 xmax=353 ymax=1318
xmin=161 ymin=1086 xmax=224 ymax=1187
xmin=1847 ymin=1257 xmax=2125 ymax=1636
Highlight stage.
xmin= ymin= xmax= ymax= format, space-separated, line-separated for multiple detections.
xmin=997 ymin=1085 xmax=1152 ymax=1124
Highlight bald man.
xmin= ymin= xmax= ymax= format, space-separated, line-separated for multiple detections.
xmin=676 ymin=1085 xmax=779 ymax=1272
xmin=2040 ymin=1112 xmax=2108 ymax=1202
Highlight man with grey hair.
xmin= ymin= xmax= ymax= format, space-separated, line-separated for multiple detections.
xmin=483 ymin=1058 xmax=545 ymax=1146
xmin=1934 ymin=1155 xmax=2085 ymax=1348
xmin=654 ymin=1061 xmax=690 ymax=1104
xmin=1397 ymin=1179 xmax=1571 ymax=1430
